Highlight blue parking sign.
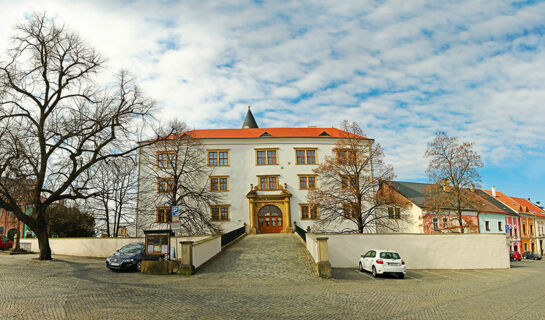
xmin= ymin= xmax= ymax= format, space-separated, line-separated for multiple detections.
xmin=172 ymin=206 xmax=180 ymax=223
xmin=172 ymin=206 xmax=179 ymax=216
xmin=505 ymin=225 xmax=509 ymax=233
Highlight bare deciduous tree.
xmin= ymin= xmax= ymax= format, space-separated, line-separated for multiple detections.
xmin=424 ymin=132 xmax=484 ymax=233
xmin=308 ymin=121 xmax=406 ymax=233
xmin=87 ymin=156 xmax=138 ymax=237
xmin=0 ymin=14 xmax=154 ymax=260
xmin=136 ymin=121 xmax=219 ymax=236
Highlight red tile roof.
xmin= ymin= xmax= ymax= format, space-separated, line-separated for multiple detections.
xmin=179 ymin=127 xmax=368 ymax=139
xmin=482 ymin=189 xmax=545 ymax=217
xmin=510 ymin=197 xmax=545 ymax=218
xmin=482 ymin=190 xmax=524 ymax=213
xmin=469 ymin=191 xmax=507 ymax=214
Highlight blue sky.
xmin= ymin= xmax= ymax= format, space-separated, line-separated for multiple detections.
xmin=0 ymin=0 xmax=544 ymax=204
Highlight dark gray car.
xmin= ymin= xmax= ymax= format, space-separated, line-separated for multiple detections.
xmin=106 ymin=242 xmax=145 ymax=271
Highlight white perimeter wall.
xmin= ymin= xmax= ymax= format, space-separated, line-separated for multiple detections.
xmin=22 ymin=236 xmax=209 ymax=259
xmin=192 ymin=235 xmax=221 ymax=268
xmin=306 ymin=233 xmax=510 ymax=269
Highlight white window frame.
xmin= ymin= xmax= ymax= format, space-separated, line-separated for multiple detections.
xmin=432 ymin=218 xmax=439 ymax=231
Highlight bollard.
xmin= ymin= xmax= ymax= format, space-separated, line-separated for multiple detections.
xmin=316 ymin=237 xmax=332 ymax=279
xmin=178 ymin=241 xmax=195 ymax=276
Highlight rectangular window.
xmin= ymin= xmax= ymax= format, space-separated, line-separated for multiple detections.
xmin=498 ymin=221 xmax=502 ymax=231
xmin=300 ymin=204 xmax=318 ymax=220
xmin=258 ymin=176 xmax=278 ymax=190
xmin=208 ymin=150 xmax=229 ymax=166
xmin=157 ymin=178 xmax=175 ymax=193
xmin=298 ymin=175 xmax=317 ymax=190
xmin=267 ymin=150 xmax=277 ymax=165
xmin=219 ymin=151 xmax=229 ymax=166
xmin=210 ymin=176 xmax=228 ymax=192
xmin=336 ymin=149 xmax=356 ymax=165
xmin=523 ymin=224 xmax=526 ymax=235
xmin=485 ymin=221 xmax=490 ymax=231
xmin=296 ymin=150 xmax=305 ymax=164
xmin=530 ymin=224 xmax=533 ymax=235
xmin=443 ymin=217 xmax=448 ymax=226
xmin=432 ymin=218 xmax=439 ymax=231
xmin=341 ymin=175 xmax=357 ymax=190
xmin=208 ymin=152 xmax=217 ymax=166
xmin=269 ymin=177 xmax=277 ymax=190
xmin=157 ymin=151 xmax=176 ymax=168
xmin=211 ymin=205 xmax=229 ymax=221
xmin=156 ymin=207 xmax=171 ymax=223
xmin=295 ymin=148 xmax=317 ymax=165
xmin=342 ymin=203 xmax=358 ymax=219
xmin=510 ymin=227 xmax=513 ymax=237
xmin=388 ymin=207 xmax=401 ymax=219
xmin=255 ymin=149 xmax=278 ymax=165
xmin=0 ymin=226 xmax=4 ymax=235
xmin=524 ymin=243 xmax=528 ymax=251
xmin=257 ymin=151 xmax=266 ymax=165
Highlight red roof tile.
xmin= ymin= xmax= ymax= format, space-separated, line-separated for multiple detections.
xmin=180 ymin=127 xmax=368 ymax=139
xmin=482 ymin=190 xmax=523 ymax=213
xmin=482 ymin=189 xmax=545 ymax=217
xmin=510 ymin=197 xmax=545 ymax=218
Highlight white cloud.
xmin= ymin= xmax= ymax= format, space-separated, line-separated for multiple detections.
xmin=1 ymin=0 xmax=544 ymax=182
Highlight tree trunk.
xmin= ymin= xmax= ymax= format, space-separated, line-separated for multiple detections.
xmin=36 ymin=228 xmax=52 ymax=260
xmin=358 ymin=216 xmax=364 ymax=233
xmin=457 ymin=193 xmax=464 ymax=233
xmin=14 ymin=223 xmax=21 ymax=250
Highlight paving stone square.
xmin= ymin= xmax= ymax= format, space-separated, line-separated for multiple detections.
xmin=1 ymin=234 xmax=544 ymax=319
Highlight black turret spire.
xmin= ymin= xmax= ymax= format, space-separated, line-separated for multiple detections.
xmin=242 ymin=105 xmax=259 ymax=128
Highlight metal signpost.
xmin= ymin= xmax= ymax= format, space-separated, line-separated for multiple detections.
xmin=505 ymin=225 xmax=510 ymax=248
xmin=172 ymin=206 xmax=180 ymax=259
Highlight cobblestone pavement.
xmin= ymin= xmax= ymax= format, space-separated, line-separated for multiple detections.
xmin=1 ymin=234 xmax=545 ymax=320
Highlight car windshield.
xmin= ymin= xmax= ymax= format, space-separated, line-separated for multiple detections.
xmin=380 ymin=252 xmax=400 ymax=259
xmin=118 ymin=244 xmax=143 ymax=254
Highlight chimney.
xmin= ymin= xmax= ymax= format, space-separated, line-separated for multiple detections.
xmin=470 ymin=184 xmax=475 ymax=192
xmin=491 ymin=186 xmax=496 ymax=197
xmin=527 ymin=198 xmax=531 ymax=201
xmin=441 ymin=179 xmax=450 ymax=192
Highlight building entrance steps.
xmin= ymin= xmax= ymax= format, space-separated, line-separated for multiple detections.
xmin=196 ymin=233 xmax=315 ymax=281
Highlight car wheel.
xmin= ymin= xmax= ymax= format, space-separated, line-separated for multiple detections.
xmin=372 ymin=266 xmax=377 ymax=278
xmin=398 ymin=273 xmax=405 ymax=279
xmin=136 ymin=261 xmax=142 ymax=272
xmin=359 ymin=262 xmax=364 ymax=272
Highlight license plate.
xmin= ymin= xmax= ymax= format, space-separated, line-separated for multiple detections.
xmin=388 ymin=263 xmax=399 ymax=266
xmin=110 ymin=262 xmax=120 ymax=266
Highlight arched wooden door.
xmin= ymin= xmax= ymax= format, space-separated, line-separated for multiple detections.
xmin=258 ymin=205 xmax=283 ymax=233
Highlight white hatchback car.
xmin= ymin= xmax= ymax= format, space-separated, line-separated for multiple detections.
xmin=359 ymin=249 xmax=406 ymax=278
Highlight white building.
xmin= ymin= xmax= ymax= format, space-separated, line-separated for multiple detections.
xmin=135 ymin=107 xmax=372 ymax=235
